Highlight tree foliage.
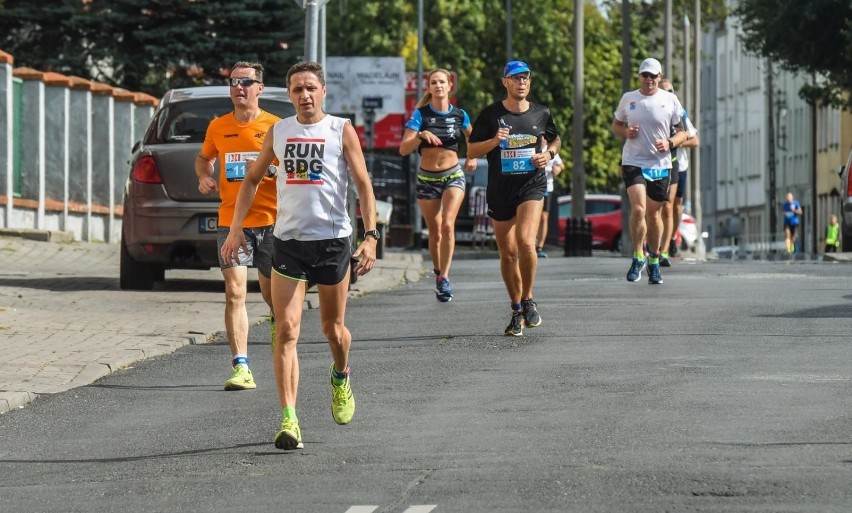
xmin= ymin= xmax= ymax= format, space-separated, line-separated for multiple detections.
xmin=735 ymin=0 xmax=852 ymax=109
xmin=0 ymin=0 xmax=305 ymax=94
xmin=0 ymin=0 xmax=731 ymax=192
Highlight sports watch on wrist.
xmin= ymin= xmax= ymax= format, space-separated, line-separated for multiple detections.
xmin=363 ymin=229 xmax=381 ymax=241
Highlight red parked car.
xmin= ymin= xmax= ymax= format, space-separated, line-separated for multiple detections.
xmin=557 ymin=194 xmax=623 ymax=252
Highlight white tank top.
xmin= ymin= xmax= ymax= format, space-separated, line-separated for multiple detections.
xmin=271 ymin=115 xmax=352 ymax=241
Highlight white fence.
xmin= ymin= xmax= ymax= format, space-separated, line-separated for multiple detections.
xmin=0 ymin=50 xmax=158 ymax=242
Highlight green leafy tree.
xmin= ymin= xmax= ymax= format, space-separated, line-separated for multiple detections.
xmin=0 ymin=0 xmax=306 ymax=96
xmin=736 ymin=0 xmax=852 ymax=108
xmin=0 ymin=0 xmax=91 ymax=76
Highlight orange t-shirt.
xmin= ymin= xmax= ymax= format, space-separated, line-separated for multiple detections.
xmin=200 ymin=110 xmax=280 ymax=228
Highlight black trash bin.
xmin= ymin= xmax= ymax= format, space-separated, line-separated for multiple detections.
xmin=564 ymin=218 xmax=593 ymax=257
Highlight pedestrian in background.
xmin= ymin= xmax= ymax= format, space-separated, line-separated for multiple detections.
xmin=468 ymin=60 xmax=561 ymax=336
xmin=195 ymin=61 xmax=280 ymax=391
xmin=658 ymin=78 xmax=699 ymax=266
xmin=783 ymin=192 xmax=803 ymax=254
xmin=612 ymin=57 xmax=687 ymax=285
xmin=222 ymin=60 xmax=378 ymax=450
xmin=825 ymin=214 xmax=840 ymax=253
xmin=399 ymin=68 xmax=476 ymax=302
xmin=536 ymin=151 xmax=564 ymax=258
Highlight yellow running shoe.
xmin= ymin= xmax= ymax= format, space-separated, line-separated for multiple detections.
xmin=223 ymin=364 xmax=256 ymax=391
xmin=330 ymin=364 xmax=355 ymax=425
xmin=274 ymin=418 xmax=304 ymax=450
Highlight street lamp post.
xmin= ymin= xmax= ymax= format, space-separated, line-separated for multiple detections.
xmin=572 ymin=0 xmax=585 ymax=220
xmin=506 ymin=0 xmax=513 ymax=61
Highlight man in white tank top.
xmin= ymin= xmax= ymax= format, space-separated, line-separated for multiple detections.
xmin=222 ymin=61 xmax=378 ymax=450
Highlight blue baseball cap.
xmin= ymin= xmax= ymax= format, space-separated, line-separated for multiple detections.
xmin=503 ymin=60 xmax=531 ymax=77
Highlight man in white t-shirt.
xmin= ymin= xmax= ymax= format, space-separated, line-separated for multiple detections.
xmin=536 ymin=152 xmax=563 ymax=257
xmin=612 ymin=57 xmax=688 ymax=285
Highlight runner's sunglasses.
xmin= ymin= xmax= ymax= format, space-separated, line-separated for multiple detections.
xmin=227 ymin=77 xmax=261 ymax=87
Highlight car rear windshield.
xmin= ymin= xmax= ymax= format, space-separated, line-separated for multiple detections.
xmin=146 ymin=97 xmax=295 ymax=144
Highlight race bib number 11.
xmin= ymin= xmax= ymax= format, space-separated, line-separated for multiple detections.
xmin=225 ymin=152 xmax=260 ymax=182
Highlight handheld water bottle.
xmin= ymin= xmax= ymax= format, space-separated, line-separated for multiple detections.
xmin=498 ymin=117 xmax=509 ymax=149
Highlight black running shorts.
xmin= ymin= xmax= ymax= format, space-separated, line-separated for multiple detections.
xmin=272 ymin=237 xmax=352 ymax=286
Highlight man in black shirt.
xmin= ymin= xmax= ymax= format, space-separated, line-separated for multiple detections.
xmin=468 ymin=61 xmax=561 ymax=336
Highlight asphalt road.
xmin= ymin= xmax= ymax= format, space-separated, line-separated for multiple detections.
xmin=2 ymin=255 xmax=851 ymax=513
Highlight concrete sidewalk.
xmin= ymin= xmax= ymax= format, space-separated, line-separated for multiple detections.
xmin=0 ymin=235 xmax=423 ymax=414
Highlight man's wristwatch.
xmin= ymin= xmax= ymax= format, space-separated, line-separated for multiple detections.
xmin=547 ymin=149 xmax=556 ymax=160
xmin=363 ymin=229 xmax=381 ymax=241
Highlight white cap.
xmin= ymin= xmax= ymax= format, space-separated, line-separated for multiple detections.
xmin=638 ymin=58 xmax=662 ymax=76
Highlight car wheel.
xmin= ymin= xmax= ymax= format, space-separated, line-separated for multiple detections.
xmin=120 ymin=236 xmax=158 ymax=290
xmin=611 ymin=233 xmax=622 ymax=253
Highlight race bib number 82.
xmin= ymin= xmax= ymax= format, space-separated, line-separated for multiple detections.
xmin=500 ymin=148 xmax=536 ymax=174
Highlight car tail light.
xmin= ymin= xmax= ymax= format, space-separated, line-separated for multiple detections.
xmin=131 ymin=155 xmax=163 ymax=184
xmin=847 ymin=173 xmax=852 ymax=198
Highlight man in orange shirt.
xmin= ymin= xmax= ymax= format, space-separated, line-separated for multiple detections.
xmin=196 ymin=61 xmax=281 ymax=391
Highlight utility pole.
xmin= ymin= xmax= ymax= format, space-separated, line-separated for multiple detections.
xmin=693 ymin=0 xmax=704 ymax=259
xmin=412 ymin=0 xmax=424 ymax=248
xmin=620 ymin=0 xmax=632 ymax=257
xmin=683 ymin=15 xmax=690 ymax=109
xmin=810 ymin=72 xmax=818 ymax=255
xmin=664 ymin=0 xmax=672 ymax=78
xmin=572 ymin=0 xmax=585 ymax=219
xmin=296 ymin=0 xmax=330 ymax=62
xmin=767 ymin=59 xmax=778 ymax=248
xmin=506 ymin=0 xmax=513 ymax=61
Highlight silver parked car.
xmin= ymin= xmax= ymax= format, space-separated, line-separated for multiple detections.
xmin=120 ymin=86 xmax=294 ymax=290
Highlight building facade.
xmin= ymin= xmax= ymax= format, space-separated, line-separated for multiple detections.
xmin=697 ymin=10 xmax=850 ymax=254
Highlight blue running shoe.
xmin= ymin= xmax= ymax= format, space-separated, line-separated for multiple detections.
xmin=435 ymin=277 xmax=454 ymax=302
xmin=648 ymin=263 xmax=663 ymax=284
xmin=626 ymin=257 xmax=646 ymax=282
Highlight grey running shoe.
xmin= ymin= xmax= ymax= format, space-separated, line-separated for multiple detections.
xmin=536 ymin=248 xmax=548 ymax=258
xmin=626 ymin=258 xmax=646 ymax=282
xmin=648 ymin=263 xmax=663 ymax=284
xmin=660 ymin=256 xmax=671 ymax=267
xmin=504 ymin=311 xmax=523 ymax=336
xmin=521 ymin=298 xmax=541 ymax=327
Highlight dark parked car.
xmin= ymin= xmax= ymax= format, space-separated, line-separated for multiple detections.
xmin=120 ymin=86 xmax=295 ymax=290
xmin=840 ymin=147 xmax=852 ymax=251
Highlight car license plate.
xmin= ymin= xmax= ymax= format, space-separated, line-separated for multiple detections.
xmin=199 ymin=216 xmax=218 ymax=233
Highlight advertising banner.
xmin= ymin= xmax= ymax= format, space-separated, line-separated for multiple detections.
xmin=325 ymin=57 xmax=406 ymax=149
